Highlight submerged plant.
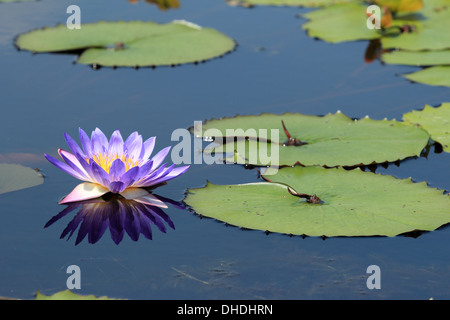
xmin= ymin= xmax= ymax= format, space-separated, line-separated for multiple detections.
xmin=45 ymin=128 xmax=189 ymax=204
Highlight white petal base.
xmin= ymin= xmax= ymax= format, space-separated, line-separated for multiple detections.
xmin=59 ymin=183 xmax=168 ymax=208
xmin=59 ymin=182 xmax=109 ymax=204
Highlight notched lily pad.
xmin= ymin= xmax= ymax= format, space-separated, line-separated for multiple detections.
xmin=15 ymin=20 xmax=236 ymax=68
xmin=192 ymin=111 xmax=430 ymax=167
xmin=403 ymin=102 xmax=450 ymax=152
xmin=0 ymin=163 xmax=44 ymax=195
xmin=184 ymin=166 xmax=450 ymax=237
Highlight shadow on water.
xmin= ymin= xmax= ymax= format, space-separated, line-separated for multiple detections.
xmin=44 ymin=193 xmax=185 ymax=245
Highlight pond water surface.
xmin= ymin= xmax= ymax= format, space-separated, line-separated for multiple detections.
xmin=0 ymin=0 xmax=449 ymax=300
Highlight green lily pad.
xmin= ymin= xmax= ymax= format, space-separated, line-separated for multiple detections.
xmin=402 ymin=66 xmax=450 ymax=87
xmin=0 ymin=163 xmax=44 ymax=195
xmin=301 ymin=1 xmax=450 ymax=48
xmin=15 ymin=20 xmax=236 ymax=67
xmin=184 ymin=166 xmax=450 ymax=237
xmin=402 ymin=102 xmax=450 ymax=152
xmin=193 ymin=111 xmax=430 ymax=167
xmin=378 ymin=1 xmax=450 ymax=87
xmin=381 ymin=11 xmax=450 ymax=51
xmin=374 ymin=0 xmax=423 ymax=13
xmin=382 ymin=49 xmax=450 ymax=66
xmin=379 ymin=0 xmax=450 ymax=51
xmin=301 ymin=3 xmax=381 ymax=43
xmin=299 ymin=0 xmax=450 ymax=88
xmin=35 ymin=290 xmax=119 ymax=300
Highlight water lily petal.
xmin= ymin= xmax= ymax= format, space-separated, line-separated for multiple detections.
xmin=163 ymin=165 xmax=190 ymax=179
xmin=59 ymin=182 xmax=109 ymax=204
xmin=134 ymin=160 xmax=153 ymax=183
xmin=108 ymin=129 xmax=124 ymax=156
xmin=140 ymin=136 xmax=156 ymax=162
xmin=150 ymin=146 xmax=171 ymax=169
xmin=150 ymin=163 xmax=175 ymax=180
xmin=119 ymin=166 xmax=140 ymax=188
xmin=109 ymin=181 xmax=125 ymax=194
xmin=144 ymin=165 xmax=190 ymax=187
xmin=91 ymin=128 xmax=108 ymax=155
xmin=125 ymin=132 xmax=143 ymax=160
xmin=109 ymin=158 xmax=126 ymax=181
xmin=143 ymin=164 xmax=189 ymax=187
xmin=73 ymin=152 xmax=95 ymax=183
xmin=58 ymin=149 xmax=90 ymax=180
xmin=132 ymin=162 xmax=169 ymax=187
xmin=64 ymin=132 xmax=85 ymax=158
xmin=79 ymin=128 xmax=93 ymax=158
xmin=124 ymin=131 xmax=138 ymax=149
xmin=90 ymin=160 xmax=111 ymax=188
xmin=45 ymin=153 xmax=87 ymax=181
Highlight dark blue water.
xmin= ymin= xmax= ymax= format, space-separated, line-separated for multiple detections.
xmin=0 ymin=0 xmax=449 ymax=300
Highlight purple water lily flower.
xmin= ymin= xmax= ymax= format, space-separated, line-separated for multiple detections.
xmin=45 ymin=128 xmax=189 ymax=204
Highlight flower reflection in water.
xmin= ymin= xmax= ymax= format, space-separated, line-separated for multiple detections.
xmin=45 ymin=193 xmax=184 ymax=245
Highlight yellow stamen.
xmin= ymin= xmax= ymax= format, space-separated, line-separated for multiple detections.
xmin=89 ymin=152 xmax=139 ymax=173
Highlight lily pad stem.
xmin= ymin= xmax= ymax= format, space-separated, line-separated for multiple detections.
xmin=259 ymin=171 xmax=322 ymax=204
xmin=281 ymin=120 xmax=308 ymax=146
xmin=287 ymin=187 xmax=322 ymax=204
